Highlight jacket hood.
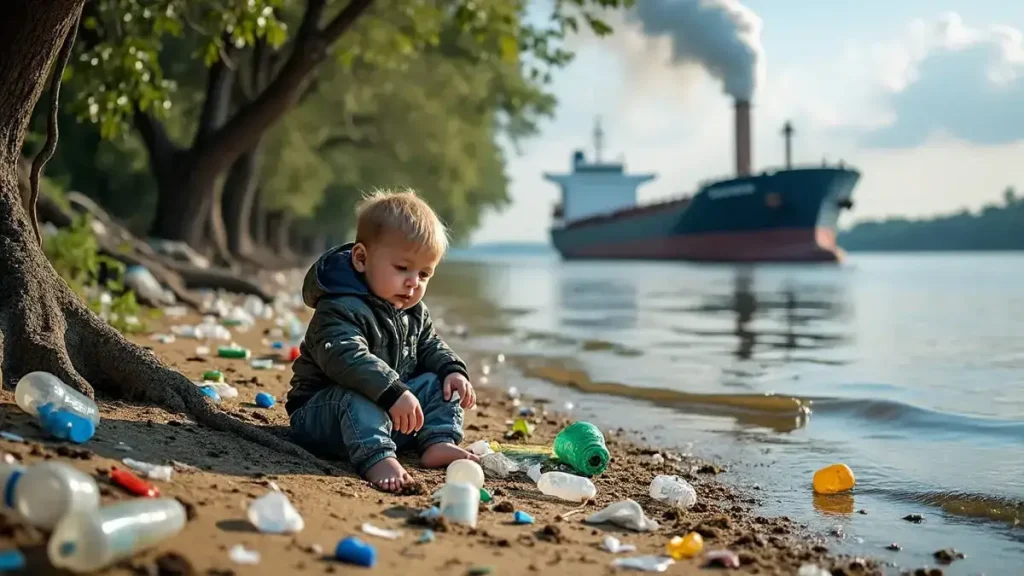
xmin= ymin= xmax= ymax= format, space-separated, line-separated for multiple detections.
xmin=301 ymin=242 xmax=370 ymax=307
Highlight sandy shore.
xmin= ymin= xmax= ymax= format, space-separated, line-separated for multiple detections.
xmin=0 ymin=308 xmax=883 ymax=575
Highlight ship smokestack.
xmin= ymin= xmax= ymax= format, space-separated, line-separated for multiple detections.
xmin=735 ymin=100 xmax=752 ymax=177
xmin=781 ymin=121 xmax=793 ymax=169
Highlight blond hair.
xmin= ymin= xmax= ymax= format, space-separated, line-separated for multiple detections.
xmin=355 ymin=188 xmax=449 ymax=256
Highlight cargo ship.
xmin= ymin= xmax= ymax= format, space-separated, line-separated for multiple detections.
xmin=545 ymin=100 xmax=860 ymax=263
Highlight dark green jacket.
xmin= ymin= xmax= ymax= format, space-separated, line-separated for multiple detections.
xmin=285 ymin=243 xmax=468 ymax=415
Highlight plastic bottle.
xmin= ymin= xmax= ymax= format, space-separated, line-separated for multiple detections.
xmin=649 ymin=475 xmax=697 ymax=509
xmin=15 ymin=372 xmax=100 ymax=426
xmin=0 ymin=461 xmax=100 ymax=530
xmin=439 ymin=481 xmax=479 ymax=527
xmin=552 ymin=421 xmax=610 ymax=476
xmin=536 ymin=471 xmax=597 ymax=502
xmin=48 ymin=498 xmax=187 ymax=573
xmin=445 ymin=460 xmax=485 ymax=489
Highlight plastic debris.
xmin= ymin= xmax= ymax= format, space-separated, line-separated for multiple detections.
xmin=467 ymin=439 xmax=495 ymax=456
xmin=479 ymin=488 xmax=492 ymax=503
xmin=666 ymin=532 xmax=703 ymax=560
xmin=195 ymin=346 xmax=211 ymax=356
xmin=513 ymin=510 xmax=535 ymax=524
xmin=419 ymin=506 xmax=441 ymax=520
xmin=813 ymin=463 xmax=856 ymax=494
xmin=602 ymin=535 xmax=636 ymax=554
xmin=251 ymin=359 xmax=274 ymax=370
xmin=247 ymin=490 xmax=304 ymax=534
xmin=110 ymin=468 xmax=159 ymax=497
xmin=439 ymin=482 xmax=479 ymax=527
xmin=0 ymin=432 xmax=25 ymax=443
xmin=585 ymin=500 xmax=659 ymax=532
xmin=480 ymin=452 xmax=518 ymax=479
xmin=150 ymin=334 xmax=176 ymax=344
xmin=335 ymin=536 xmax=375 ymax=567
xmin=288 ymin=346 xmax=301 ymax=361
xmin=418 ymin=530 xmax=435 ymax=544
xmin=0 ymin=549 xmax=26 ymax=571
xmin=217 ymin=346 xmax=251 ymax=359
xmin=255 ymin=392 xmax=276 ymax=408
xmin=122 ymin=458 xmax=173 ymax=482
xmin=704 ymin=549 xmax=741 ymax=568
xmin=533 ymin=467 xmax=597 ymax=502
xmin=649 ymin=475 xmax=697 ymax=509
xmin=611 ymin=555 xmax=675 ymax=572
xmin=511 ymin=417 xmax=533 ymax=436
xmin=798 ymin=564 xmax=832 ymax=576
xmin=199 ymin=386 xmax=220 ymax=402
xmin=229 ymin=544 xmax=261 ymax=565
xmin=446 ymin=459 xmax=485 ymax=489
xmin=201 ymin=370 xmax=224 ymax=383
xmin=361 ymin=522 xmax=402 ymax=540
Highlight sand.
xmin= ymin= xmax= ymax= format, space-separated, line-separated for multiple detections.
xmin=0 ymin=309 xmax=885 ymax=576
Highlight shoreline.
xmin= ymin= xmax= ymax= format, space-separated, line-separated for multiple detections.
xmin=0 ymin=308 xmax=884 ymax=575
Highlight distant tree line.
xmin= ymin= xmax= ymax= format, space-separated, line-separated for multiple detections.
xmin=839 ymin=187 xmax=1024 ymax=251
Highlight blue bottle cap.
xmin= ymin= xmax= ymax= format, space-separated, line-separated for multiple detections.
xmin=513 ymin=510 xmax=535 ymax=524
xmin=41 ymin=410 xmax=95 ymax=444
xmin=0 ymin=549 xmax=25 ymax=571
xmin=335 ymin=536 xmax=375 ymax=567
xmin=199 ymin=386 xmax=221 ymax=402
xmin=254 ymin=392 xmax=276 ymax=408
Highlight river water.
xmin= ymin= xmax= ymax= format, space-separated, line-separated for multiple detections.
xmin=427 ymin=247 xmax=1024 ymax=575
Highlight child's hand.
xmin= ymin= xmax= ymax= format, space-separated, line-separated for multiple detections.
xmin=389 ymin=391 xmax=424 ymax=435
xmin=443 ymin=373 xmax=477 ymax=410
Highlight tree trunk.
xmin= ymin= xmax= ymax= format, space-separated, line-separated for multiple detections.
xmin=0 ymin=0 xmax=315 ymax=464
xmin=250 ymin=187 xmax=266 ymax=247
xmin=223 ymin=144 xmax=262 ymax=258
xmin=266 ymin=210 xmax=294 ymax=258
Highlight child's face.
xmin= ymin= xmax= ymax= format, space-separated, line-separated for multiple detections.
xmin=352 ymin=235 xmax=441 ymax=310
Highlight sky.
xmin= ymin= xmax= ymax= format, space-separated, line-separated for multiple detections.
xmin=470 ymin=0 xmax=1024 ymax=244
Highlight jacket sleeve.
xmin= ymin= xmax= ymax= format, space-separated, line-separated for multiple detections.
xmin=308 ymin=300 xmax=409 ymax=411
xmin=416 ymin=308 xmax=469 ymax=381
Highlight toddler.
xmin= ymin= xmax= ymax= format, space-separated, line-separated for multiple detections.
xmin=286 ymin=188 xmax=478 ymax=491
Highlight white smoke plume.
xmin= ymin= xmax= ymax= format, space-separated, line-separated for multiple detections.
xmin=628 ymin=0 xmax=765 ymax=102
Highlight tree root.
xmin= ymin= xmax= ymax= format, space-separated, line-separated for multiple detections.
xmin=0 ymin=244 xmax=317 ymax=466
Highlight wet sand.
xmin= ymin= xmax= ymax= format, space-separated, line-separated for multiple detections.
xmin=0 ymin=309 xmax=884 ymax=575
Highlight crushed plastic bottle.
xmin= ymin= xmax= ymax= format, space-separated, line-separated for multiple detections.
xmin=48 ymin=498 xmax=186 ymax=573
xmin=602 ymin=535 xmax=637 ymax=553
xmin=649 ymin=475 xmax=697 ymax=509
xmin=16 ymin=372 xmax=100 ymax=443
xmin=536 ymin=470 xmax=597 ymax=502
xmin=467 ymin=440 xmax=494 ymax=456
xmin=585 ymin=500 xmax=659 ymax=531
xmin=248 ymin=490 xmax=304 ymax=533
xmin=0 ymin=460 xmax=100 ymax=530
xmin=480 ymin=452 xmax=518 ymax=479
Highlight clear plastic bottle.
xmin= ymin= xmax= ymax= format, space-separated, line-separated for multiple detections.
xmin=445 ymin=459 xmax=485 ymax=489
xmin=649 ymin=474 xmax=697 ymax=509
xmin=48 ymin=498 xmax=187 ymax=573
xmin=439 ymin=481 xmax=479 ymax=527
xmin=15 ymin=372 xmax=100 ymax=426
xmin=537 ymin=471 xmax=597 ymax=502
xmin=0 ymin=461 xmax=100 ymax=530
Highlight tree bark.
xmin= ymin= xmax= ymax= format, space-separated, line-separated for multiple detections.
xmin=222 ymin=144 xmax=262 ymax=259
xmin=266 ymin=210 xmax=294 ymax=259
xmin=0 ymin=0 xmax=315 ymax=463
xmin=250 ymin=187 xmax=266 ymax=247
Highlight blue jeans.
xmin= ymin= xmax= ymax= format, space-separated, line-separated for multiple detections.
xmin=289 ymin=372 xmax=464 ymax=477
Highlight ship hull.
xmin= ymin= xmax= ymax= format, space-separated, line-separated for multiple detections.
xmin=550 ymin=167 xmax=859 ymax=264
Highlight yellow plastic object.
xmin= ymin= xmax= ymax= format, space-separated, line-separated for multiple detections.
xmin=666 ymin=532 xmax=704 ymax=560
xmin=812 ymin=463 xmax=856 ymax=494
xmin=511 ymin=417 xmax=534 ymax=436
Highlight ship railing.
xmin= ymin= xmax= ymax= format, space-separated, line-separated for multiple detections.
xmin=560 ymin=194 xmax=692 ymax=228
xmin=694 ymin=161 xmax=852 ymax=189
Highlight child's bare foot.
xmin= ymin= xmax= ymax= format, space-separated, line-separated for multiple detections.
xmin=364 ymin=457 xmax=413 ymax=492
xmin=420 ymin=443 xmax=480 ymax=468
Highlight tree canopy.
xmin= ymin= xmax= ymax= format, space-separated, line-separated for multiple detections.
xmin=30 ymin=0 xmax=635 ymax=254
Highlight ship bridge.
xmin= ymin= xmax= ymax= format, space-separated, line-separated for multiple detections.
xmin=544 ymin=119 xmax=656 ymax=226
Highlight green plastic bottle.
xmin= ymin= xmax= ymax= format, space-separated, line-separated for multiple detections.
xmin=552 ymin=421 xmax=610 ymax=477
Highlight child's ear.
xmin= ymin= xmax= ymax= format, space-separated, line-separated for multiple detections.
xmin=351 ymin=243 xmax=368 ymax=272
